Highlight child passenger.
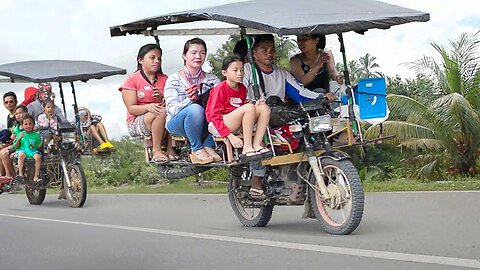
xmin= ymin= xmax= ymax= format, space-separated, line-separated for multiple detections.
xmin=78 ymin=107 xmax=114 ymax=150
xmin=36 ymin=99 xmax=59 ymax=146
xmin=14 ymin=114 xmax=42 ymax=182
xmin=205 ymin=55 xmax=271 ymax=161
xmin=0 ymin=105 xmax=27 ymax=183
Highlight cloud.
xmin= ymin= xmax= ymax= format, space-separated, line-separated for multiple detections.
xmin=459 ymin=15 xmax=480 ymax=27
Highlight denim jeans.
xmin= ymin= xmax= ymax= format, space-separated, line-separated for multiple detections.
xmin=250 ymin=160 xmax=266 ymax=177
xmin=166 ymin=103 xmax=214 ymax=151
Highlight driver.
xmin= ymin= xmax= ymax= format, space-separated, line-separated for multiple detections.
xmin=242 ymin=34 xmax=331 ymax=199
xmin=27 ymin=83 xmax=66 ymax=122
xmin=243 ymin=34 xmax=334 ymax=104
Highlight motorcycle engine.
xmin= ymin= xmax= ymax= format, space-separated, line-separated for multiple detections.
xmin=264 ymin=164 xmax=307 ymax=204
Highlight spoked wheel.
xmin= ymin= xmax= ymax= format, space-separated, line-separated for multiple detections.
xmin=64 ymin=163 xmax=87 ymax=208
xmin=228 ymin=165 xmax=273 ymax=227
xmin=24 ymin=160 xmax=46 ymax=205
xmin=309 ymin=158 xmax=364 ymax=235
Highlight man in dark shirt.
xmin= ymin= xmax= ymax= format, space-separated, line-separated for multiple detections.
xmin=0 ymin=91 xmax=17 ymax=181
xmin=4 ymin=92 xmax=17 ymax=129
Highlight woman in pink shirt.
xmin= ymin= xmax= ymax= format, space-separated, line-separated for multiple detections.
xmin=119 ymin=44 xmax=176 ymax=164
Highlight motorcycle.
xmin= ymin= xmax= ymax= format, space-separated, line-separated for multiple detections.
xmin=145 ymin=84 xmax=385 ymax=235
xmin=109 ymin=0 xmax=428 ymax=233
xmin=0 ymin=60 xmax=126 ymax=207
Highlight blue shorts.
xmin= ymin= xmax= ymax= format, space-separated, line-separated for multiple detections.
xmin=15 ymin=150 xmax=42 ymax=159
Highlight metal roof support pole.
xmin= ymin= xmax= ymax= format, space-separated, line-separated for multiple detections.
xmin=70 ymin=82 xmax=79 ymax=116
xmin=154 ymin=35 xmax=160 ymax=46
xmin=70 ymin=81 xmax=83 ymax=143
xmin=337 ymin=33 xmax=351 ymax=86
xmin=58 ymin=82 xmax=67 ymax=118
xmin=245 ymin=34 xmax=260 ymax=100
xmin=337 ymin=33 xmax=361 ymax=138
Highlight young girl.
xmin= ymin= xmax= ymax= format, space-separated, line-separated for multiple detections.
xmin=37 ymin=99 xmax=59 ymax=146
xmin=14 ymin=114 xmax=42 ymax=182
xmin=205 ymin=55 xmax=271 ymax=161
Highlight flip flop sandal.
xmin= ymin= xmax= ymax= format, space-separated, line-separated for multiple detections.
xmin=256 ymin=147 xmax=273 ymax=159
xmin=190 ymin=149 xmax=214 ymax=164
xmin=249 ymin=188 xmax=267 ymax=199
xmin=33 ymin=177 xmax=42 ymax=183
xmin=168 ymin=154 xmax=181 ymax=161
xmin=150 ymin=156 xmax=169 ymax=164
xmin=13 ymin=175 xmax=24 ymax=185
xmin=239 ymin=150 xmax=262 ymax=162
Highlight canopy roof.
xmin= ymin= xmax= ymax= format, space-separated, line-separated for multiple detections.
xmin=0 ymin=60 xmax=126 ymax=83
xmin=110 ymin=0 xmax=429 ymax=37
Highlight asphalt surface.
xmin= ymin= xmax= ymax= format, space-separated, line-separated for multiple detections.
xmin=0 ymin=191 xmax=479 ymax=270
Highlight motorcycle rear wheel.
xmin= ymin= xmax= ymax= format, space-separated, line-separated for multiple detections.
xmin=228 ymin=165 xmax=273 ymax=227
xmin=309 ymin=158 xmax=364 ymax=235
xmin=64 ymin=163 xmax=87 ymax=208
xmin=24 ymin=160 xmax=46 ymax=205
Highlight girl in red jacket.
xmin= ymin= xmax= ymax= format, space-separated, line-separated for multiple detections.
xmin=205 ymin=55 xmax=271 ymax=161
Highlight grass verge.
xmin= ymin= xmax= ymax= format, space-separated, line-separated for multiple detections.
xmin=85 ymin=178 xmax=480 ymax=194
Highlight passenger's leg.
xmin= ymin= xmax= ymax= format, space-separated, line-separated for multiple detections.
xmin=165 ymin=134 xmax=178 ymax=160
xmin=250 ymin=160 xmax=265 ymax=195
xmin=167 ymin=104 xmax=205 ymax=151
xmin=1 ymin=147 xmax=15 ymax=178
xmin=145 ymin=110 xmax=168 ymax=161
xmin=167 ymin=104 xmax=213 ymax=164
xmin=0 ymin=145 xmax=5 ymax=176
xmin=222 ymin=103 xmax=256 ymax=153
xmin=33 ymin=153 xmax=41 ymax=180
xmin=95 ymin=123 xmax=111 ymax=142
xmin=89 ymin=125 xmax=105 ymax=145
xmin=17 ymin=152 xmax=25 ymax=177
xmin=253 ymin=103 xmax=271 ymax=150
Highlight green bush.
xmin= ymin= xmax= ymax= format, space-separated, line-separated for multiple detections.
xmin=83 ymin=137 xmax=164 ymax=187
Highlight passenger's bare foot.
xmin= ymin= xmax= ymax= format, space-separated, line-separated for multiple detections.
xmin=151 ymin=151 xmax=169 ymax=164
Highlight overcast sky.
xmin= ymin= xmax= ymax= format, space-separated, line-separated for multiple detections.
xmin=1 ymin=0 xmax=479 ymax=138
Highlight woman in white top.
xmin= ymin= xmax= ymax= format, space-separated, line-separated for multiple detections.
xmin=164 ymin=38 xmax=222 ymax=164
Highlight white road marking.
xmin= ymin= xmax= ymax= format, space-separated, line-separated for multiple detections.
xmin=1 ymin=213 xmax=479 ymax=269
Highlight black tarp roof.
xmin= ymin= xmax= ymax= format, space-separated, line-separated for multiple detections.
xmin=0 ymin=60 xmax=126 ymax=83
xmin=110 ymin=0 xmax=429 ymax=37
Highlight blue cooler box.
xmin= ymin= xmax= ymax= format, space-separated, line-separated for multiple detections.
xmin=353 ymin=78 xmax=387 ymax=120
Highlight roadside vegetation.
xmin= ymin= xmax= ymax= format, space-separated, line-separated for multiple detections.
xmin=85 ymin=31 xmax=480 ymax=193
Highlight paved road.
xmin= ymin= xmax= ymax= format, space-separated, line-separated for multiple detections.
xmin=0 ymin=191 xmax=479 ymax=270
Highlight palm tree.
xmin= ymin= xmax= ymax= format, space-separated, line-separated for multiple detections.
xmin=336 ymin=59 xmax=362 ymax=85
xmin=358 ymin=53 xmax=384 ymax=78
xmin=365 ymin=31 xmax=480 ymax=177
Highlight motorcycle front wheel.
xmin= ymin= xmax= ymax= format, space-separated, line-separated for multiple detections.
xmin=64 ymin=163 xmax=87 ymax=208
xmin=228 ymin=165 xmax=273 ymax=227
xmin=309 ymin=158 xmax=364 ymax=235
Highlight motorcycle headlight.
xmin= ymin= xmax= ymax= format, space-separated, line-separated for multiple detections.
xmin=308 ymin=115 xmax=332 ymax=133
xmin=62 ymin=132 xmax=77 ymax=143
